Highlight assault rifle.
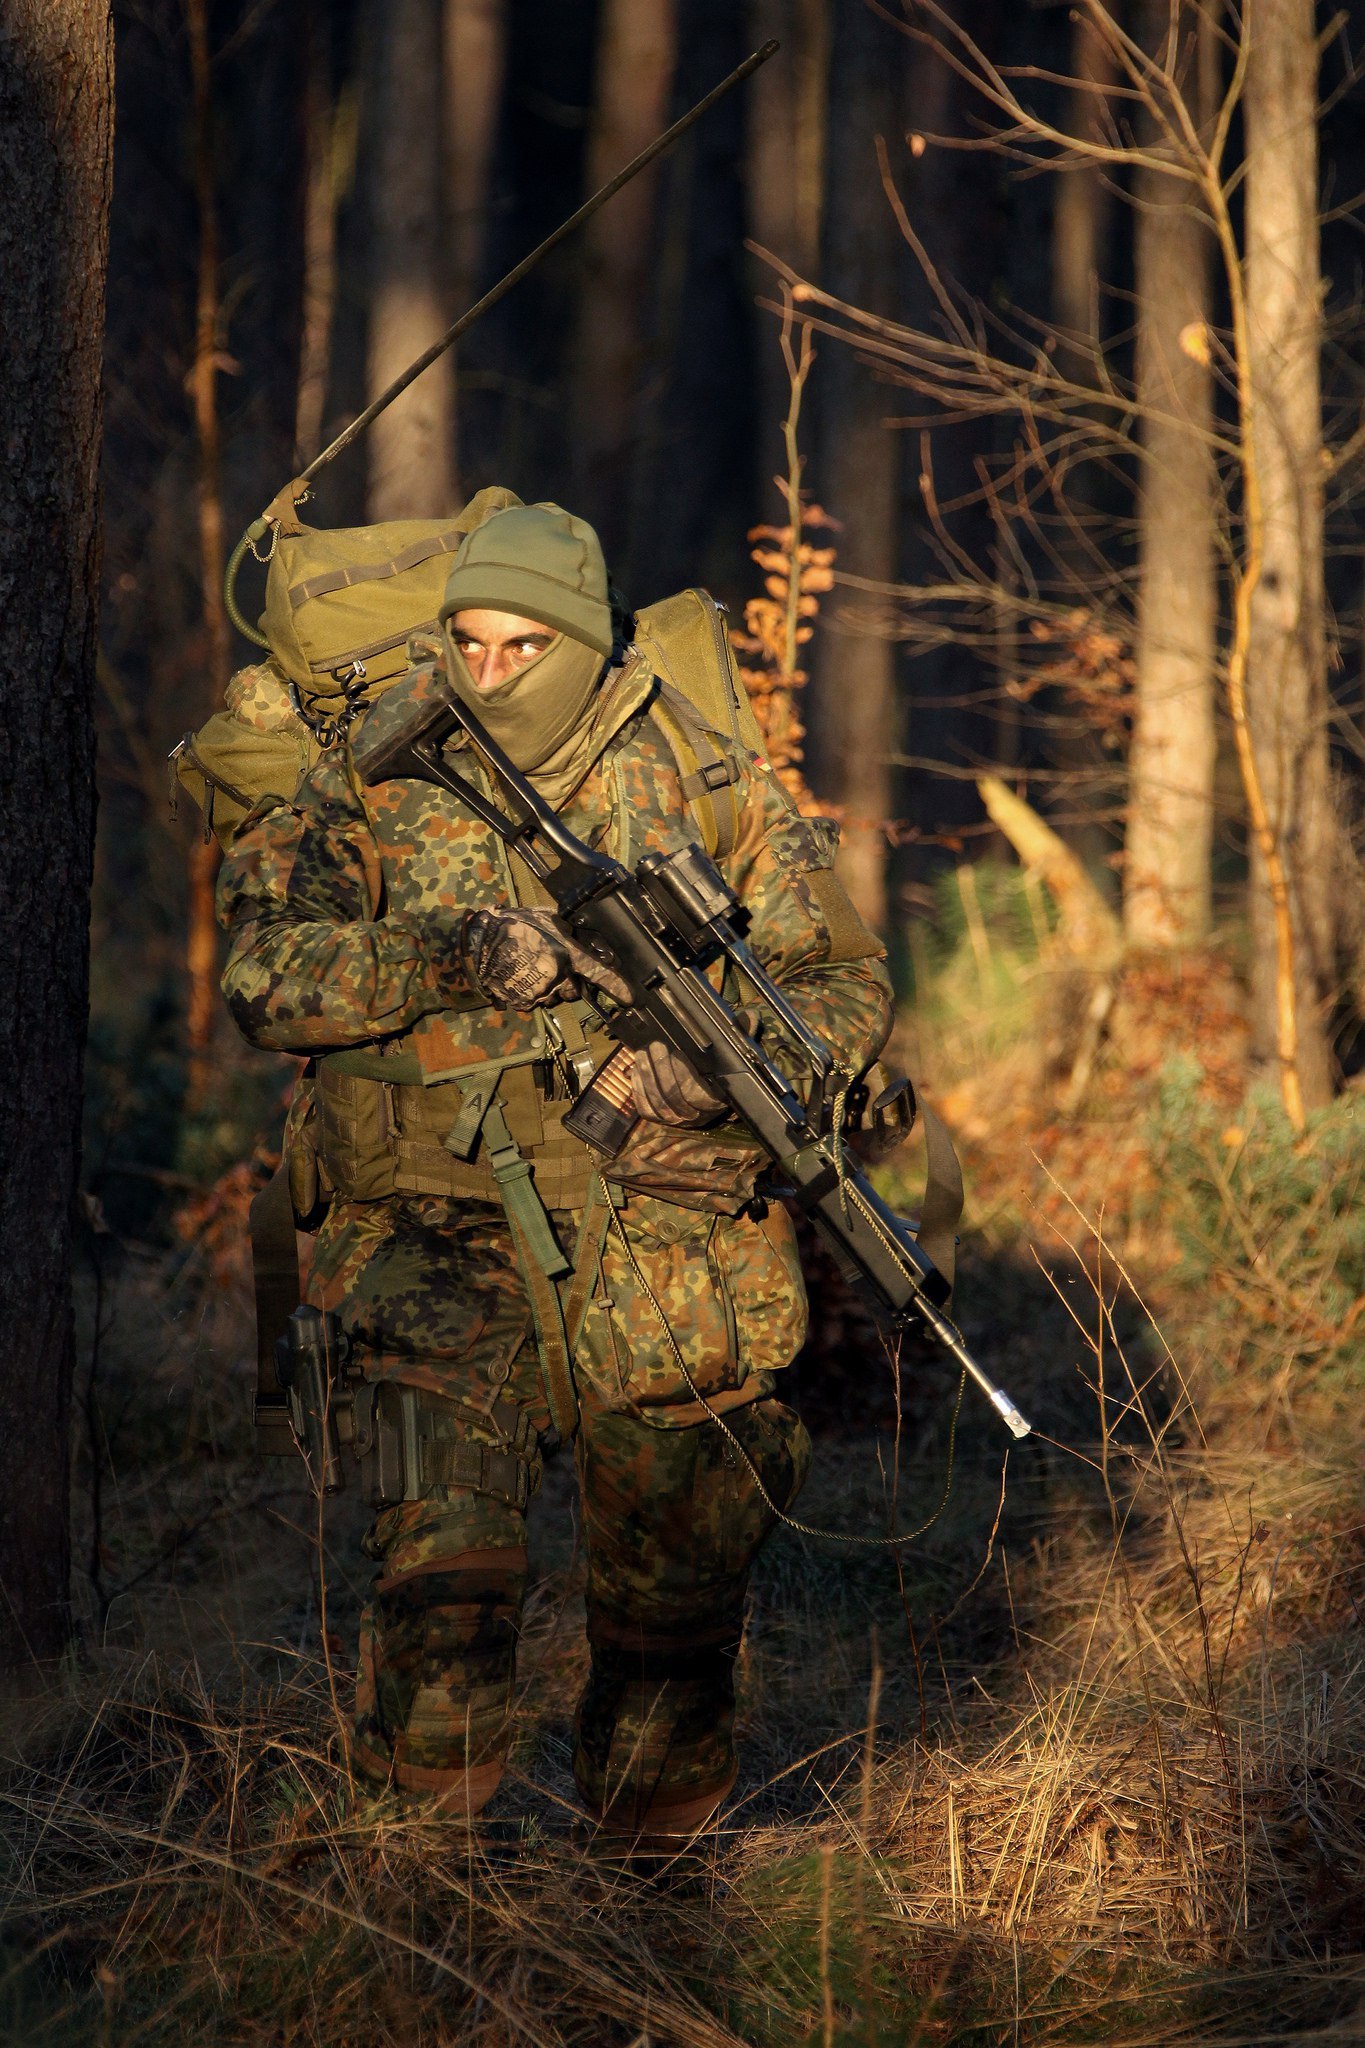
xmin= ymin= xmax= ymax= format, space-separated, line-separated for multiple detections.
xmin=354 ymin=670 xmax=1032 ymax=1442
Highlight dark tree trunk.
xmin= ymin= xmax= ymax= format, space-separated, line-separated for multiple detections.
xmin=746 ymin=0 xmax=828 ymax=484
xmin=366 ymin=0 xmax=456 ymax=519
xmin=0 ymin=0 xmax=112 ymax=1671
xmin=811 ymin=4 xmax=906 ymax=935
xmin=569 ymin=0 xmax=678 ymax=555
xmin=445 ymin=0 xmax=508 ymax=487
xmin=295 ymin=0 xmax=343 ymax=468
xmin=184 ymin=0 xmax=228 ymax=1109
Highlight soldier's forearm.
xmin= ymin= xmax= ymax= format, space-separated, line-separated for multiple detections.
xmin=742 ymin=958 xmax=893 ymax=1095
xmin=220 ymin=911 xmax=473 ymax=1050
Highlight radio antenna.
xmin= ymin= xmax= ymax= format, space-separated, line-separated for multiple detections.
xmin=224 ymin=38 xmax=779 ymax=644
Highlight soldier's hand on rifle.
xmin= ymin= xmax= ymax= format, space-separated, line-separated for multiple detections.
xmin=631 ymin=1041 xmax=727 ymax=1126
xmin=461 ymin=908 xmax=630 ymax=1010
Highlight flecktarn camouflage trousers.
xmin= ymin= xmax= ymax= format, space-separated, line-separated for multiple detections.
xmin=308 ymin=1188 xmax=812 ymax=1832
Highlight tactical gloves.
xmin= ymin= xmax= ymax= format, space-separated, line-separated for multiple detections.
xmin=631 ymin=1041 xmax=726 ymax=1127
xmin=461 ymin=908 xmax=630 ymax=1010
xmin=456 ymin=911 xmax=722 ymax=1126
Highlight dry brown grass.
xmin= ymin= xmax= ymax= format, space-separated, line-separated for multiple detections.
xmin=7 ymin=948 xmax=1365 ymax=2042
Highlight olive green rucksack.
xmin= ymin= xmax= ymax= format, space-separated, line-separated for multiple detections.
xmin=173 ymin=487 xmax=521 ymax=847
xmin=173 ymin=490 xmax=769 ymax=854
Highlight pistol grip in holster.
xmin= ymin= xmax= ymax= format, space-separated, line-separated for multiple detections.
xmin=275 ymin=1305 xmax=353 ymax=1494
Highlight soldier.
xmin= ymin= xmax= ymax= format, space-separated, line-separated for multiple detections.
xmin=217 ymin=500 xmax=893 ymax=1841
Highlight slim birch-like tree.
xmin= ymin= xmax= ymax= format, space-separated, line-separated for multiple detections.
xmin=1124 ymin=1 xmax=1219 ymax=948
xmin=1243 ymin=0 xmax=1336 ymax=1103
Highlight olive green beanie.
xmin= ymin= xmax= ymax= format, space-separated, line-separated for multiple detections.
xmin=438 ymin=502 xmax=613 ymax=656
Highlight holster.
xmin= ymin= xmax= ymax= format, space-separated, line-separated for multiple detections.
xmin=272 ymin=1305 xmax=542 ymax=1513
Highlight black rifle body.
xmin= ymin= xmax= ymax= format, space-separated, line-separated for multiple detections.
xmin=354 ymin=674 xmax=1031 ymax=1441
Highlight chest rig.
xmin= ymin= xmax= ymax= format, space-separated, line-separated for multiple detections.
xmin=291 ymin=688 xmax=749 ymax=1449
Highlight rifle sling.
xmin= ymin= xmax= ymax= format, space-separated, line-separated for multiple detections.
xmin=914 ymin=1098 xmax=964 ymax=1296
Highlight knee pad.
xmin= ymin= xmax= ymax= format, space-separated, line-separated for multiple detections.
xmin=731 ymin=1398 xmax=812 ymax=1527
xmin=352 ymin=1544 xmax=527 ymax=1810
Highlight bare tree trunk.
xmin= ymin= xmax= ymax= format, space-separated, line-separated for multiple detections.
xmin=570 ymin=0 xmax=678 ymax=548
xmin=367 ymin=0 xmax=456 ymax=519
xmin=1048 ymin=7 xmax=1119 ymax=876
xmin=1244 ymin=0 xmax=1335 ymax=1102
xmin=445 ymin=0 xmax=506 ymax=314
xmin=1050 ymin=8 xmax=1117 ymax=377
xmin=746 ymin=0 xmax=828 ymax=479
xmin=184 ymin=0 xmax=230 ymax=1108
xmin=1124 ymin=3 xmax=1218 ymax=949
xmin=295 ymin=2 xmax=345 ymax=466
xmin=813 ymin=7 xmax=903 ymax=935
xmin=444 ymin=0 xmax=506 ymax=485
xmin=0 ymin=0 xmax=112 ymax=1670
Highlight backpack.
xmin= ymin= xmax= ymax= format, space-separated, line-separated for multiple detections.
xmin=173 ymin=497 xmax=767 ymax=857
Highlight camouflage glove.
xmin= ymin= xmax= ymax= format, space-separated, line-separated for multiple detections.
xmin=462 ymin=908 xmax=629 ymax=1010
xmin=631 ymin=1041 xmax=727 ymax=1127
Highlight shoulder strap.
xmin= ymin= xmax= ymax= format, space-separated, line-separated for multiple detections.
xmin=648 ymin=682 xmax=744 ymax=861
xmin=248 ymin=1164 xmax=302 ymax=1455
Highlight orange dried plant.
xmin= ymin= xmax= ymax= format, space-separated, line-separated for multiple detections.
xmin=729 ymin=299 xmax=839 ymax=817
xmin=1006 ymin=610 xmax=1135 ymax=752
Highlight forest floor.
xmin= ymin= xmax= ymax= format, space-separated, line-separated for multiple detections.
xmin=3 ymin=883 xmax=1364 ymax=2046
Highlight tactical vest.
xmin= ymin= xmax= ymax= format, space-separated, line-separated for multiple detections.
xmin=302 ymin=683 xmax=757 ymax=1217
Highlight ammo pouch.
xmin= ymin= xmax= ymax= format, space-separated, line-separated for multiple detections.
xmin=358 ymin=1383 xmax=543 ymax=1512
xmin=313 ymin=998 xmax=610 ymax=1209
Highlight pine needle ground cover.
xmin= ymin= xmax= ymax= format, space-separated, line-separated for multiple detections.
xmin=6 ymin=882 xmax=1365 ymax=2046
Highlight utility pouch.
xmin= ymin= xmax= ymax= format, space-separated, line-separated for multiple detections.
xmin=360 ymin=1383 xmax=544 ymax=1512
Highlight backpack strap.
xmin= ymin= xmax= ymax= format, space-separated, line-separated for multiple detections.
xmin=648 ymin=681 xmax=744 ymax=861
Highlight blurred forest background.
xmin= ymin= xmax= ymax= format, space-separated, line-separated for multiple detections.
xmin=92 ymin=0 xmax=1365 ymax=1225
xmin=5 ymin=0 xmax=1365 ymax=2042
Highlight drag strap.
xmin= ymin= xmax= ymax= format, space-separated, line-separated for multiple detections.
xmin=485 ymin=1102 xmax=611 ymax=1442
xmin=248 ymin=1163 xmax=301 ymax=1451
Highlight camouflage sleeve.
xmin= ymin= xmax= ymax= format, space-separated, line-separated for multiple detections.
xmin=723 ymin=759 xmax=894 ymax=1084
xmin=216 ymin=753 xmax=474 ymax=1051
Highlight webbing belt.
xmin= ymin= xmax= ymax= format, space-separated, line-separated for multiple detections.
xmin=481 ymin=1101 xmax=571 ymax=1282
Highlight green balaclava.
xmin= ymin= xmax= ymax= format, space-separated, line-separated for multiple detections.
xmin=438 ymin=503 xmax=614 ymax=780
